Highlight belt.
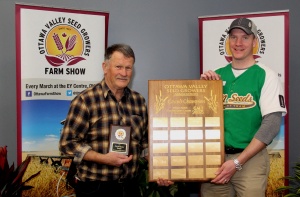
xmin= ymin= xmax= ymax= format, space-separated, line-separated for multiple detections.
xmin=76 ymin=178 xmax=133 ymax=188
xmin=225 ymin=147 xmax=244 ymax=154
xmin=75 ymin=178 xmax=139 ymax=196
xmin=114 ymin=178 xmax=130 ymax=184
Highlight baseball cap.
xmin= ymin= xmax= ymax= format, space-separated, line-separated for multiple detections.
xmin=228 ymin=18 xmax=257 ymax=35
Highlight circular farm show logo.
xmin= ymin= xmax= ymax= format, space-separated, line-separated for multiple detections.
xmin=218 ymin=29 xmax=266 ymax=63
xmin=38 ymin=18 xmax=91 ymax=67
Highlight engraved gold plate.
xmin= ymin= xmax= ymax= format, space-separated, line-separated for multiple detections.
xmin=148 ymin=80 xmax=224 ymax=181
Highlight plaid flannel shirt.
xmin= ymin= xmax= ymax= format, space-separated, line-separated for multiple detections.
xmin=59 ymin=79 xmax=148 ymax=181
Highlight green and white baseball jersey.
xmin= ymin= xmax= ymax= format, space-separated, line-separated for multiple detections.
xmin=216 ymin=62 xmax=287 ymax=149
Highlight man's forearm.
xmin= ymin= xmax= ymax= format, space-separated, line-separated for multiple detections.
xmin=236 ymin=138 xmax=266 ymax=165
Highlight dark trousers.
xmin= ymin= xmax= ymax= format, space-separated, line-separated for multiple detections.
xmin=75 ymin=178 xmax=141 ymax=197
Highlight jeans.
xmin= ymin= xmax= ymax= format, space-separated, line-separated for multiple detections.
xmin=75 ymin=178 xmax=141 ymax=197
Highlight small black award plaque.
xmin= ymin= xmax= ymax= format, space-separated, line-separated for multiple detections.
xmin=109 ymin=125 xmax=131 ymax=155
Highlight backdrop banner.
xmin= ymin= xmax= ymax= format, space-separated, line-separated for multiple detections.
xmin=16 ymin=4 xmax=109 ymax=163
xmin=198 ymin=10 xmax=289 ymax=196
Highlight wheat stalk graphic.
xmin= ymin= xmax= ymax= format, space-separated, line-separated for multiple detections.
xmin=204 ymin=90 xmax=218 ymax=113
xmin=52 ymin=33 xmax=77 ymax=61
xmin=65 ymin=35 xmax=77 ymax=52
xmin=46 ymin=33 xmax=85 ymax=67
xmin=155 ymin=91 xmax=168 ymax=114
xmin=52 ymin=33 xmax=63 ymax=52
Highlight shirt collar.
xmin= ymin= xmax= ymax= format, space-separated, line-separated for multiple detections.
xmin=100 ymin=79 xmax=131 ymax=99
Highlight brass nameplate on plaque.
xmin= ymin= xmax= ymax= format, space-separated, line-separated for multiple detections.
xmin=148 ymin=80 xmax=224 ymax=182
xmin=109 ymin=125 xmax=131 ymax=155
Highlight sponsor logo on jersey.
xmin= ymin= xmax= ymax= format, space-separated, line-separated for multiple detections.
xmin=223 ymin=93 xmax=256 ymax=109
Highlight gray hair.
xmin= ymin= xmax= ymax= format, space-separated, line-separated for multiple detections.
xmin=104 ymin=43 xmax=135 ymax=63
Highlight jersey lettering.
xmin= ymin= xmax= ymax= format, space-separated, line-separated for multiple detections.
xmin=223 ymin=93 xmax=256 ymax=110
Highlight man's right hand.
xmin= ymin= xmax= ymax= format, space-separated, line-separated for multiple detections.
xmin=84 ymin=150 xmax=133 ymax=167
xmin=156 ymin=178 xmax=174 ymax=186
xmin=102 ymin=152 xmax=133 ymax=167
xmin=200 ymin=70 xmax=221 ymax=80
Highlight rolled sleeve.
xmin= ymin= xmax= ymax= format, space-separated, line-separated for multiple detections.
xmin=73 ymin=145 xmax=92 ymax=165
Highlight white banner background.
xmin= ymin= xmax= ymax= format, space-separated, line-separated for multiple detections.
xmin=16 ymin=4 xmax=109 ymax=161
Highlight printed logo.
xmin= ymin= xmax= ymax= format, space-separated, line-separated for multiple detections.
xmin=115 ymin=129 xmax=126 ymax=141
xmin=218 ymin=27 xmax=266 ymax=62
xmin=26 ymin=91 xmax=32 ymax=97
xmin=223 ymin=93 xmax=256 ymax=109
xmin=38 ymin=17 xmax=91 ymax=75
xmin=66 ymin=90 xmax=72 ymax=96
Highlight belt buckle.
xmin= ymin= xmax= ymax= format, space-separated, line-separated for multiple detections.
xmin=225 ymin=147 xmax=243 ymax=154
xmin=225 ymin=147 xmax=235 ymax=154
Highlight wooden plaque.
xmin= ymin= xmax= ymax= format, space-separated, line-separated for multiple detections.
xmin=148 ymin=80 xmax=224 ymax=182
xmin=108 ymin=125 xmax=131 ymax=155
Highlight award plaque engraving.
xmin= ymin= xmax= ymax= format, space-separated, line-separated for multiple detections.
xmin=148 ymin=80 xmax=224 ymax=182
xmin=109 ymin=125 xmax=131 ymax=155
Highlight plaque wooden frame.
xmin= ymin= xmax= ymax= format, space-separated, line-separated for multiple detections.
xmin=148 ymin=80 xmax=224 ymax=182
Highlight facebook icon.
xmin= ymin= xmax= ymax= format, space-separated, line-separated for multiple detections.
xmin=26 ymin=91 xmax=32 ymax=97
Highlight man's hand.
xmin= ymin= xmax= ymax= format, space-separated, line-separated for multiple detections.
xmin=200 ymin=70 xmax=221 ymax=80
xmin=83 ymin=150 xmax=133 ymax=167
xmin=102 ymin=152 xmax=133 ymax=167
xmin=156 ymin=178 xmax=174 ymax=186
xmin=210 ymin=160 xmax=236 ymax=184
